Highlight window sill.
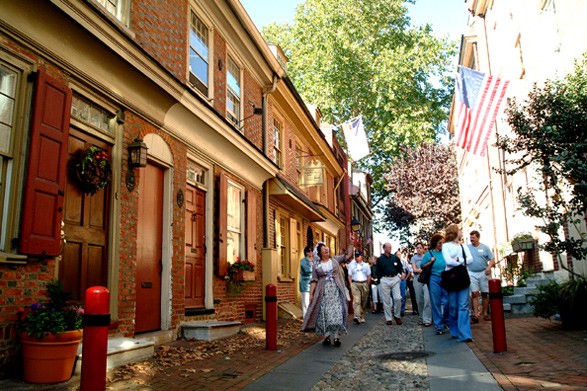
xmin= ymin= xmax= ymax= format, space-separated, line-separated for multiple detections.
xmin=278 ymin=276 xmax=295 ymax=283
xmin=0 ymin=252 xmax=28 ymax=265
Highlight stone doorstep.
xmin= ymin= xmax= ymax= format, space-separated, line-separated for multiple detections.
xmin=73 ymin=337 xmax=155 ymax=375
xmin=181 ymin=320 xmax=242 ymax=341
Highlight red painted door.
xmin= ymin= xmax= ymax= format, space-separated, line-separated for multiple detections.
xmin=135 ymin=162 xmax=163 ymax=333
xmin=185 ymin=184 xmax=206 ymax=308
xmin=61 ymin=129 xmax=110 ymax=301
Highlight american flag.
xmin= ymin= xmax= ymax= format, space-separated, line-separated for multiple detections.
xmin=453 ymin=66 xmax=509 ymax=156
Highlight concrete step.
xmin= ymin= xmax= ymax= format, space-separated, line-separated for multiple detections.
xmin=74 ymin=337 xmax=154 ymax=374
xmin=503 ymin=294 xmax=528 ymax=304
xmin=512 ymin=286 xmax=539 ymax=296
xmin=182 ymin=320 xmax=241 ymax=341
xmin=511 ymin=302 xmax=535 ymax=315
xmin=503 ymin=303 xmax=511 ymax=312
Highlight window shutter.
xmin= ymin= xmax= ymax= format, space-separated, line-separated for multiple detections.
xmin=19 ymin=69 xmax=72 ymax=256
xmin=217 ymin=173 xmax=228 ymax=276
xmin=247 ymin=191 xmax=257 ymax=265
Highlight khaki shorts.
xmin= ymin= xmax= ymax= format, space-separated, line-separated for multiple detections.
xmin=469 ymin=270 xmax=489 ymax=293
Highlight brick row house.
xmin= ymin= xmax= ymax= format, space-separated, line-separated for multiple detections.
xmin=0 ymin=0 xmax=349 ymax=375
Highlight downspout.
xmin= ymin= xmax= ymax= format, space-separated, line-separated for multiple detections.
xmin=262 ymin=74 xmax=279 ymax=247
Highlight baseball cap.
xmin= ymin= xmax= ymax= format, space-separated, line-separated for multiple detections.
xmin=355 ymin=250 xmax=362 ymax=257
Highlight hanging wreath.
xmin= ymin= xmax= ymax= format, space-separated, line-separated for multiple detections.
xmin=70 ymin=146 xmax=112 ymax=195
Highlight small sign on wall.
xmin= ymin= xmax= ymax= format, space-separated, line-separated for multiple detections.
xmin=300 ymin=161 xmax=324 ymax=187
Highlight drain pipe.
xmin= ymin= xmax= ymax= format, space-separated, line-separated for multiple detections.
xmin=262 ymin=74 xmax=279 ymax=247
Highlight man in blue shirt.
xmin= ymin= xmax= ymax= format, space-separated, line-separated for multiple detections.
xmin=376 ymin=243 xmax=405 ymax=325
xmin=299 ymin=246 xmax=314 ymax=318
xmin=468 ymin=230 xmax=496 ymax=322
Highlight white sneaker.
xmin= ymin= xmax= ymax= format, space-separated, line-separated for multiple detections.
xmin=359 ymin=317 xmax=366 ymax=323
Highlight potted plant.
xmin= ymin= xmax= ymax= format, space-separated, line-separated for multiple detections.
xmin=530 ymin=277 xmax=587 ymax=329
xmin=226 ymin=257 xmax=255 ymax=296
xmin=18 ymin=280 xmax=84 ymax=383
xmin=511 ymin=232 xmax=535 ymax=252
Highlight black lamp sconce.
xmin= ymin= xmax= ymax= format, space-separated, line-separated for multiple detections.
xmin=218 ymin=57 xmax=223 ymax=71
xmin=125 ymin=136 xmax=149 ymax=192
xmin=351 ymin=217 xmax=362 ymax=234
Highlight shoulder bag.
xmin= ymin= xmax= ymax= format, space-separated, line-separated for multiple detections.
xmin=440 ymin=245 xmax=471 ymax=292
xmin=417 ymin=251 xmax=433 ymax=285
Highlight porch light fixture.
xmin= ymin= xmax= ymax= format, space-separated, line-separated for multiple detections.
xmin=351 ymin=217 xmax=361 ymax=233
xmin=126 ymin=137 xmax=149 ymax=192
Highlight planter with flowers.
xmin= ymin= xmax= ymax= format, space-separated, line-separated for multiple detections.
xmin=226 ymin=258 xmax=255 ymax=296
xmin=70 ymin=146 xmax=112 ymax=195
xmin=18 ymin=280 xmax=84 ymax=384
xmin=511 ymin=232 xmax=535 ymax=252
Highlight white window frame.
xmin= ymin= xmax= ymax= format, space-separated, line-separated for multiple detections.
xmin=189 ymin=10 xmax=212 ymax=98
xmin=93 ymin=0 xmax=131 ymax=26
xmin=273 ymin=117 xmax=283 ymax=167
xmin=0 ymin=55 xmax=30 ymax=261
xmin=226 ymin=54 xmax=242 ymax=128
xmin=276 ymin=211 xmax=290 ymax=278
xmin=226 ymin=180 xmax=245 ymax=265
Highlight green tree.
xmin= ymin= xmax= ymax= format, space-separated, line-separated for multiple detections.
xmin=496 ymin=55 xmax=587 ymax=273
xmin=262 ymin=0 xmax=457 ymax=213
xmin=381 ymin=143 xmax=461 ymax=247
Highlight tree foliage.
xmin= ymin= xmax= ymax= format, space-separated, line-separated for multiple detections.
xmin=496 ymin=55 xmax=587 ymax=270
xmin=381 ymin=143 xmax=461 ymax=247
xmin=261 ymin=0 xmax=457 ymax=211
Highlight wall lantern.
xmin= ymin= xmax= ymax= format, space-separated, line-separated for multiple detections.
xmin=351 ymin=217 xmax=362 ymax=233
xmin=126 ymin=137 xmax=149 ymax=192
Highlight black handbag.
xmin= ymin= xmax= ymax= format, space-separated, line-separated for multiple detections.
xmin=417 ymin=251 xmax=433 ymax=285
xmin=440 ymin=245 xmax=470 ymax=292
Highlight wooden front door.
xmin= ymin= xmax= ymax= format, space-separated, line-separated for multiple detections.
xmin=61 ymin=129 xmax=110 ymax=301
xmin=185 ymin=184 xmax=206 ymax=308
xmin=135 ymin=162 xmax=164 ymax=333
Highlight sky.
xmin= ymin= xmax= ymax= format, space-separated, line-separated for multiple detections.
xmin=240 ymin=0 xmax=469 ymax=41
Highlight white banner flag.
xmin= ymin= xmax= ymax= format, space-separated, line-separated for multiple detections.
xmin=342 ymin=116 xmax=370 ymax=161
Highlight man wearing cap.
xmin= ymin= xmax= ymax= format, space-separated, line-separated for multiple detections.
xmin=347 ymin=250 xmax=371 ymax=324
xmin=377 ymin=243 xmax=405 ymax=325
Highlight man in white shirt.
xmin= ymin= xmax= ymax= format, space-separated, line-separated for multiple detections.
xmin=347 ymin=250 xmax=371 ymax=324
xmin=468 ymin=230 xmax=496 ymax=322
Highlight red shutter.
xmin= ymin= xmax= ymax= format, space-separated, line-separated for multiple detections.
xmin=247 ymin=191 xmax=257 ymax=265
xmin=19 ymin=70 xmax=72 ymax=256
xmin=217 ymin=173 xmax=228 ymax=276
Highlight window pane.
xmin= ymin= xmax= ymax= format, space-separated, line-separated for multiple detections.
xmin=0 ymin=67 xmax=16 ymax=97
xmin=189 ymin=49 xmax=208 ymax=86
xmin=189 ymin=28 xmax=209 ymax=60
xmin=227 ymin=230 xmax=240 ymax=264
xmin=227 ymin=185 xmax=241 ymax=231
xmin=0 ymin=123 xmax=11 ymax=155
xmin=227 ymin=58 xmax=240 ymax=96
xmin=0 ymin=95 xmax=14 ymax=126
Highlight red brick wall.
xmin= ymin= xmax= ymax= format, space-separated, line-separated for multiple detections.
xmin=213 ymin=30 xmax=226 ymax=115
xmin=130 ymin=0 xmax=188 ymax=81
xmin=242 ymin=69 xmax=263 ymax=150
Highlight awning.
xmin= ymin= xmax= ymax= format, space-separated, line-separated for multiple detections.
xmin=268 ymin=176 xmax=324 ymax=222
xmin=314 ymin=205 xmax=345 ymax=235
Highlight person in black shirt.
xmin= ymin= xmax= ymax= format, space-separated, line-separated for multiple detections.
xmin=377 ymin=243 xmax=405 ymax=325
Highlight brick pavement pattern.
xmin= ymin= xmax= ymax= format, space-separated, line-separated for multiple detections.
xmin=469 ymin=315 xmax=587 ymax=391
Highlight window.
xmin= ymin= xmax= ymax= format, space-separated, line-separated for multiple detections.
xmin=0 ymin=63 xmax=19 ymax=251
xmin=273 ymin=118 xmax=282 ymax=166
xmin=226 ymin=181 xmax=244 ymax=264
xmin=71 ymin=93 xmax=115 ymax=135
xmin=276 ymin=213 xmax=290 ymax=277
xmin=226 ymin=55 xmax=241 ymax=127
xmin=94 ymin=0 xmax=130 ymax=26
xmin=189 ymin=12 xmax=210 ymax=96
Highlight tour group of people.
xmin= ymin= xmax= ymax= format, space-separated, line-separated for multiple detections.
xmin=299 ymin=223 xmax=495 ymax=347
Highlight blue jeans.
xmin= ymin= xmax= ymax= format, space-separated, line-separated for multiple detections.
xmin=429 ymin=275 xmax=449 ymax=331
xmin=400 ymin=279 xmax=407 ymax=314
xmin=448 ymin=286 xmax=473 ymax=341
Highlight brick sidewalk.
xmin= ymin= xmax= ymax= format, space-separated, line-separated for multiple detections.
xmin=469 ymin=315 xmax=587 ymax=391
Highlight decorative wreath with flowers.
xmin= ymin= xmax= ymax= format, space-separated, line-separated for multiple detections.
xmin=70 ymin=146 xmax=112 ymax=195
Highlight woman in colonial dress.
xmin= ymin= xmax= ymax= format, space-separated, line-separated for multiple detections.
xmin=301 ymin=242 xmax=348 ymax=347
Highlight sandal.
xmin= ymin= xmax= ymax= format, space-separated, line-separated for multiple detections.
xmin=423 ymin=323 xmax=432 ymax=327
xmin=322 ymin=337 xmax=331 ymax=346
xmin=333 ymin=338 xmax=341 ymax=347
xmin=470 ymin=315 xmax=479 ymax=324
xmin=483 ymin=315 xmax=491 ymax=321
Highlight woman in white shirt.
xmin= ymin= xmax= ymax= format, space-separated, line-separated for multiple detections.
xmin=441 ymin=224 xmax=474 ymax=342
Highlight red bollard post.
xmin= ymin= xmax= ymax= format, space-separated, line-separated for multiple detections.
xmin=81 ymin=286 xmax=110 ymax=391
xmin=265 ymin=284 xmax=277 ymax=350
xmin=488 ymin=279 xmax=507 ymax=353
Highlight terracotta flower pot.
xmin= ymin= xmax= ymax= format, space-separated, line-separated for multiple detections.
xmin=20 ymin=330 xmax=83 ymax=384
